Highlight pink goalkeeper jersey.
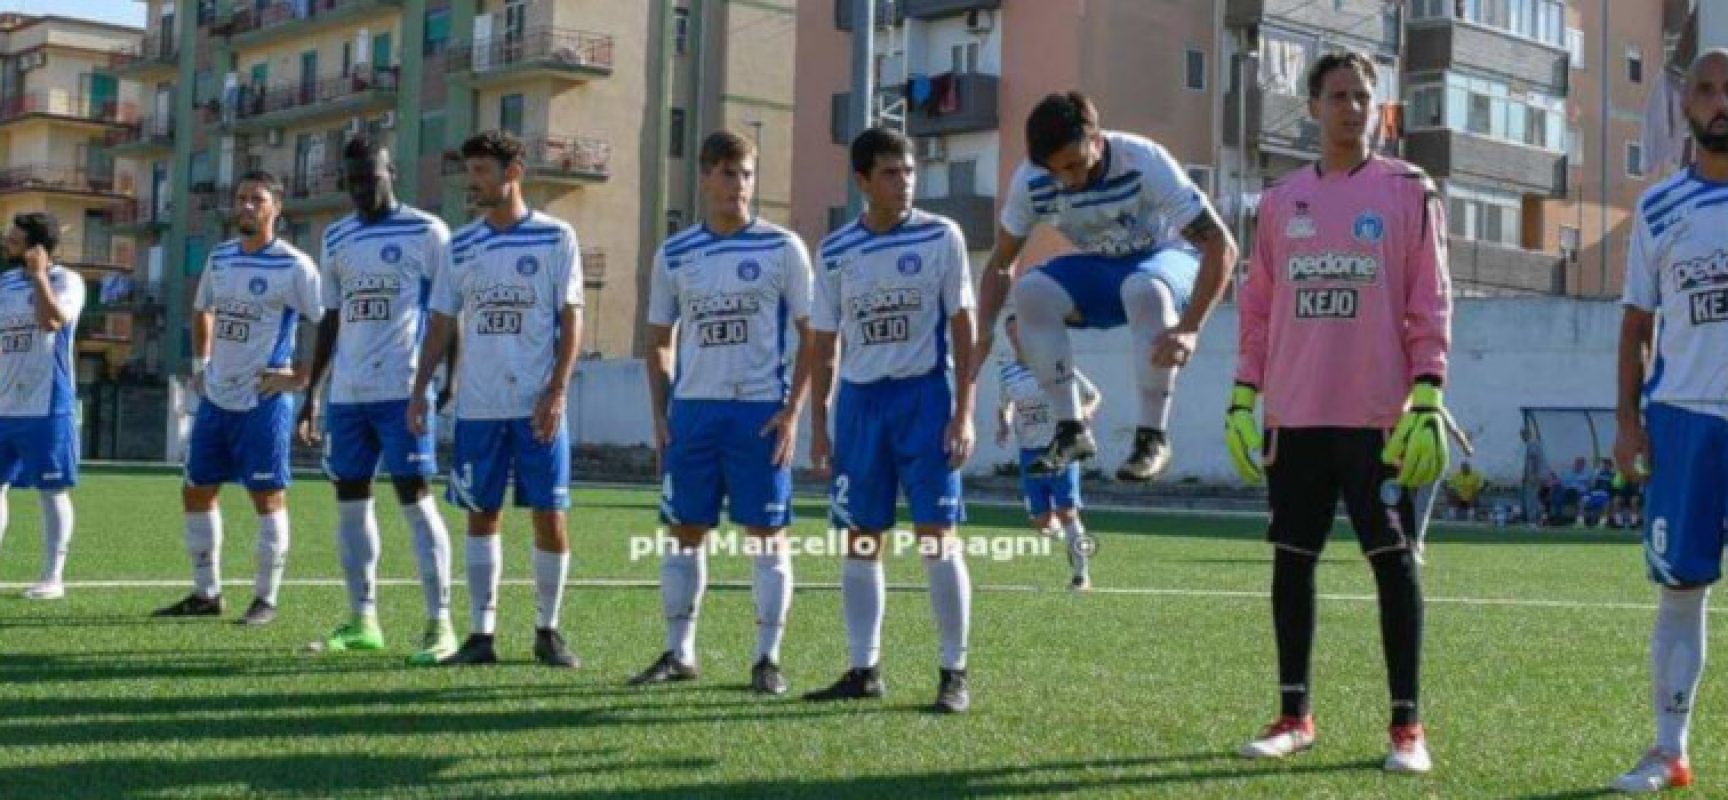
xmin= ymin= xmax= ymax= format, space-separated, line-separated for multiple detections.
xmin=1236 ymin=156 xmax=1452 ymax=429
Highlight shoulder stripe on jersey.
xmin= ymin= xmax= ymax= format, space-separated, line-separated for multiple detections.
xmin=820 ymin=227 xmax=871 ymax=257
xmin=339 ymin=226 xmax=435 ymax=248
xmin=325 ymin=216 xmax=436 ymax=250
xmin=452 ymin=226 xmax=493 ymax=248
xmin=662 ymin=226 xmax=706 ymax=250
xmin=1070 ymin=182 xmax=1143 ymax=210
xmin=1653 ymin=191 xmax=1728 ymax=237
xmin=859 ymin=225 xmax=947 ymax=255
xmin=662 ymin=234 xmax=719 ymax=261
xmin=702 ymin=241 xmax=792 ymax=258
xmin=1028 ymin=174 xmax=1056 ymax=190
xmin=1639 ymin=172 xmax=1698 ymax=215
xmin=485 ymin=238 xmax=564 ymax=255
xmin=1645 ymin=182 xmax=1728 ymax=230
xmin=828 ymin=221 xmax=947 ymax=256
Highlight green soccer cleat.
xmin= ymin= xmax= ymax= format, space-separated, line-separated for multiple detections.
xmin=305 ymin=614 xmax=385 ymax=654
xmin=407 ymin=618 xmax=459 ymax=667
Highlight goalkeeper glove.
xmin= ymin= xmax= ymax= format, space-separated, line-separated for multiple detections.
xmin=1382 ymin=381 xmax=1449 ymax=487
xmin=1223 ymin=383 xmax=1264 ymax=484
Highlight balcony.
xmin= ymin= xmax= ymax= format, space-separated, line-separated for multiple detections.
xmin=106 ymin=114 xmax=175 ymax=157
xmin=444 ymin=135 xmax=612 ymax=187
xmin=448 ymin=28 xmax=614 ymax=86
xmin=1223 ymin=82 xmax=1319 ymax=154
xmin=1448 ymin=238 xmax=1563 ymax=296
xmin=1404 ymin=129 xmax=1567 ymax=197
xmin=0 ymin=166 xmax=131 ymax=201
xmin=112 ymin=200 xmax=174 ymax=237
xmin=59 ymin=243 xmax=136 ymax=274
xmin=91 ymin=280 xmax=169 ymax=317
xmin=231 ymin=66 xmax=400 ymax=133
xmin=1227 ymin=0 xmax=1401 ymax=50
xmin=581 ymin=248 xmax=606 ymax=289
xmin=835 ymin=0 xmax=905 ymax=32
xmin=229 ymin=0 xmax=404 ymax=49
xmin=903 ymin=0 xmax=999 ymax=20
xmin=108 ymin=32 xmax=180 ymax=78
xmin=906 ymin=73 xmax=998 ymax=137
xmin=1406 ymin=19 xmax=1567 ymax=93
xmin=0 ymin=92 xmax=137 ymax=129
xmin=919 ymin=193 xmax=995 ymax=251
xmin=286 ymin=165 xmax=349 ymax=214
xmin=190 ymin=182 xmax=236 ymax=217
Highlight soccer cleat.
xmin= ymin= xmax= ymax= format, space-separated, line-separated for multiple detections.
xmin=628 ymin=650 xmax=699 ymax=686
xmin=1384 ymin=723 xmax=1433 ymax=774
xmin=1115 ymin=427 xmax=1172 ymax=482
xmin=152 ymin=592 xmax=224 ymax=617
xmin=1239 ymin=715 xmax=1317 ymax=759
xmin=1069 ymin=574 xmax=1092 ymax=592
xmin=23 ymin=581 xmax=65 ymax=601
xmin=440 ymin=633 xmax=498 ymax=666
xmin=1611 ymin=749 xmax=1693 ymax=793
xmin=306 ymin=615 xmax=385 ymax=654
xmin=533 ymin=628 xmax=581 ymax=669
xmin=803 ymin=667 xmax=885 ymax=702
xmin=751 ymin=657 xmax=789 ymax=696
xmin=933 ymin=668 xmax=970 ymax=714
xmin=235 ymin=598 xmax=277 ymax=626
xmin=1030 ymin=421 xmax=1097 ymax=474
xmin=407 ymin=618 xmax=459 ymax=667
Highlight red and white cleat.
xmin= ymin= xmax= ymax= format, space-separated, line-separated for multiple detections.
xmin=1611 ymin=749 xmax=1693 ymax=794
xmin=1238 ymin=715 xmax=1315 ymax=759
xmin=1385 ymin=723 xmax=1433 ymax=774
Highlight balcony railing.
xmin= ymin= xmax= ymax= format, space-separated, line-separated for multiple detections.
xmin=581 ymin=248 xmax=606 ymax=287
xmin=113 ymin=199 xmax=174 ymax=230
xmin=106 ymin=114 xmax=174 ymax=149
xmin=289 ymin=165 xmax=344 ymax=201
xmin=92 ymin=280 xmax=169 ymax=314
xmin=0 ymin=165 xmax=127 ymax=197
xmin=230 ymin=0 xmax=401 ymax=38
xmin=190 ymin=182 xmax=235 ymax=214
xmin=59 ymin=243 xmax=135 ymax=272
xmin=235 ymin=66 xmax=399 ymax=120
xmin=0 ymin=92 xmax=138 ymax=126
xmin=109 ymin=32 xmax=179 ymax=71
xmin=442 ymin=135 xmax=612 ymax=182
xmin=448 ymin=28 xmax=615 ymax=76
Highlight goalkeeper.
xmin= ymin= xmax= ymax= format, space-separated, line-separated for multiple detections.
xmin=1224 ymin=51 xmax=1453 ymax=776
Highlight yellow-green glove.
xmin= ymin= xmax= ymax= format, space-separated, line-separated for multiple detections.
xmin=1382 ymin=382 xmax=1449 ymax=487
xmin=1223 ymin=383 xmax=1264 ymax=484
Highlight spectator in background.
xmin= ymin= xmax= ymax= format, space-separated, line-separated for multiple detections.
xmin=1443 ymin=461 xmax=1485 ymax=520
xmin=1521 ymin=427 xmax=1548 ymax=525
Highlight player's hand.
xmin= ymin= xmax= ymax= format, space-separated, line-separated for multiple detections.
xmin=945 ymin=414 xmax=975 ymax=469
xmin=1151 ymin=327 xmax=1198 ymax=368
xmin=295 ymin=399 xmax=321 ymax=447
xmin=1223 ymin=383 xmax=1264 ymax=484
xmin=759 ymin=405 xmax=801 ymax=469
xmin=1613 ymin=418 xmax=1650 ymax=481
xmin=407 ymin=395 xmax=431 ymax=437
xmin=22 ymin=245 xmax=49 ymax=277
xmin=257 ymin=368 xmax=305 ymax=398
xmin=533 ymin=388 xmax=566 ymax=444
xmin=809 ymin=428 xmax=832 ymax=480
xmin=1382 ymin=382 xmax=1449 ymax=487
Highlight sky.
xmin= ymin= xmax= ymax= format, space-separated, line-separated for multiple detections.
xmin=0 ymin=0 xmax=146 ymax=28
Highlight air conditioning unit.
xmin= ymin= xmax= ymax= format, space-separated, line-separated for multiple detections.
xmin=916 ymin=136 xmax=946 ymax=162
xmin=266 ymin=128 xmax=283 ymax=146
xmin=378 ymin=110 xmax=396 ymax=130
xmin=964 ymin=9 xmax=994 ymax=34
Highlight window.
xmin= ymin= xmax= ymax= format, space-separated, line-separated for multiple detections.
xmin=951 ymin=44 xmax=978 ymax=74
xmin=1259 ymin=34 xmax=1312 ymax=97
xmin=1566 ymin=27 xmax=1584 ymax=70
xmin=500 ymin=94 xmax=524 ymax=137
xmin=1184 ymin=48 xmax=1205 ymax=92
xmin=1448 ymin=184 xmax=1522 ymax=247
xmin=674 ymin=7 xmax=690 ymax=55
xmin=1627 ymin=140 xmax=1645 ymax=178
xmin=424 ymin=9 xmax=450 ymax=56
xmin=1184 ymin=165 xmax=1214 ymax=196
xmin=341 ymin=42 xmax=353 ymax=77
xmin=669 ymin=108 xmax=686 ymax=159
xmin=1453 ymin=0 xmax=1564 ymax=47
xmin=1565 ymin=125 xmax=1582 ymax=164
xmin=1628 ymin=47 xmax=1643 ymax=84
xmin=504 ymin=0 xmax=527 ymax=41
xmin=1406 ymin=72 xmax=1564 ymax=151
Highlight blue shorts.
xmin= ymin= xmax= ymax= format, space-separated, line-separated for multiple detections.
xmin=1643 ymin=403 xmax=1728 ymax=587
xmin=447 ymin=417 xmax=571 ymax=512
xmin=185 ymin=395 xmax=295 ymax=491
xmin=1019 ymin=448 xmax=1080 ymax=517
xmin=0 ymin=414 xmax=78 ymax=490
xmin=323 ymin=399 xmax=438 ymax=482
xmin=1034 ymin=247 xmax=1198 ymax=330
xmin=830 ymin=370 xmax=963 ymax=531
xmin=660 ymin=398 xmax=792 ymax=528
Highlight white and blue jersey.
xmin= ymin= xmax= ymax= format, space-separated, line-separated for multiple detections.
xmin=1001 ymin=131 xmax=1210 ymax=259
xmin=1624 ymin=166 xmax=1728 ymax=586
xmin=816 ymin=209 xmax=973 ymax=531
xmin=194 ymin=239 xmax=324 ymax=413
xmin=648 ymin=220 xmax=811 ymax=528
xmin=0 ymin=266 xmax=84 ymax=490
xmin=1001 ymin=361 xmax=1093 ymax=517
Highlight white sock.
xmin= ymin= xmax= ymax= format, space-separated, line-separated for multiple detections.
xmin=336 ymin=499 xmax=380 ymax=616
xmin=1012 ymin=270 xmax=1082 ymax=420
xmin=1122 ymin=272 xmax=1179 ymax=430
xmin=37 ymin=490 xmax=72 ymax=585
xmin=254 ymin=510 xmax=290 ymax=606
xmin=753 ymin=545 xmax=793 ymax=663
xmin=1063 ymin=517 xmax=1089 ymax=579
xmin=1412 ymin=482 xmax=1440 ymax=548
xmin=533 ymin=547 xmax=571 ymax=630
xmin=185 ymin=510 xmax=223 ymax=598
xmin=842 ymin=557 xmax=885 ymax=669
xmin=466 ymin=535 xmax=502 ymax=635
xmin=924 ymin=544 xmax=971 ymax=671
xmin=401 ymin=496 xmax=452 ymax=621
xmin=661 ymin=547 xmax=707 ymax=664
xmin=1653 ymin=586 xmax=1709 ymax=756
xmin=0 ymin=486 xmax=10 ymax=566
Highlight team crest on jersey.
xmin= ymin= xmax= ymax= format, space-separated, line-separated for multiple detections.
xmin=1353 ymin=211 xmax=1385 ymax=244
xmin=248 ymin=277 xmax=268 ymax=296
xmin=897 ymin=253 xmax=922 ymax=276
xmin=737 ymin=259 xmax=761 ymax=281
xmin=516 ymin=255 xmax=540 ymax=276
xmin=381 ymin=244 xmax=403 ymax=264
xmin=1286 ymin=203 xmax=1316 ymax=239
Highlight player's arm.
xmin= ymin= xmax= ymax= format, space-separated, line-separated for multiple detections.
xmin=1614 ymin=307 xmax=1656 ymax=477
xmin=805 ymin=329 xmax=838 ymax=477
xmin=22 ymin=248 xmax=71 ymax=332
xmin=534 ymin=301 xmax=582 ymax=444
xmin=971 ymin=229 xmax=1027 ymax=382
xmin=645 ymin=322 xmax=675 ymax=456
xmin=946 ymin=307 xmax=979 ymax=468
xmin=1381 ymin=182 xmax=1455 ymax=485
xmin=437 ymin=333 xmax=460 ymax=412
xmin=1151 ymin=205 xmax=1237 ymax=368
xmin=295 ymin=314 xmax=341 ymax=444
xmin=762 ymin=317 xmax=814 ymax=468
xmin=995 ymin=397 xmax=1012 ymax=447
xmin=1223 ymin=191 xmax=1278 ymax=484
xmin=260 ymin=263 xmax=325 ymax=397
xmin=408 ymin=312 xmax=455 ymax=436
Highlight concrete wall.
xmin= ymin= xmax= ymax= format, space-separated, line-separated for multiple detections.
xmin=564 ymin=296 xmax=1621 ymax=487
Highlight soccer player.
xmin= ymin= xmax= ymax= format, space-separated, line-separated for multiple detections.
xmin=0 ymin=213 xmax=84 ymax=601
xmin=1226 ymin=52 xmax=1451 ymax=774
xmin=1608 ymin=48 xmax=1728 ymax=795
xmin=995 ymin=314 xmax=1099 ymax=590
xmin=154 ymin=172 xmax=324 ymax=625
xmin=973 ymin=91 xmax=1237 ymax=482
xmin=409 ymin=130 xmax=583 ymax=668
xmin=630 ymin=131 xmax=811 ymax=695
xmin=804 ymin=127 xmax=977 ymax=713
xmin=294 ymin=136 xmax=457 ymax=664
